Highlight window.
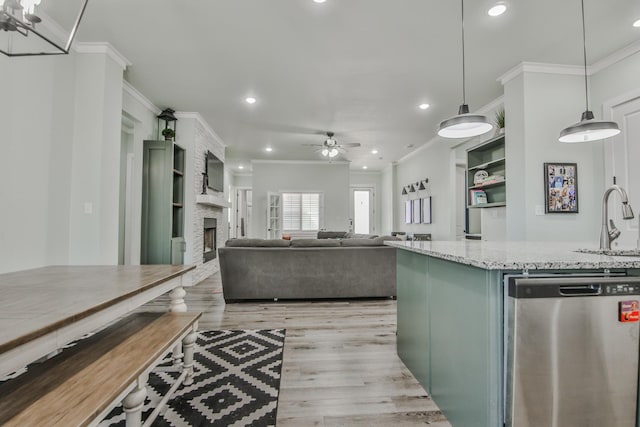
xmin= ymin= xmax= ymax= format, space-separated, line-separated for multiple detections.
xmin=282 ymin=192 xmax=321 ymax=231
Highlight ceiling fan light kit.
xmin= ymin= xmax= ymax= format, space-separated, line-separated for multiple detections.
xmin=438 ymin=0 xmax=493 ymax=139
xmin=558 ymin=0 xmax=621 ymax=143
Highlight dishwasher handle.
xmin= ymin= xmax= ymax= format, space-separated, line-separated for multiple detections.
xmin=559 ymin=284 xmax=602 ymax=296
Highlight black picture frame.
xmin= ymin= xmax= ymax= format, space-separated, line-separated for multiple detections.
xmin=544 ymin=162 xmax=578 ymax=213
xmin=405 ymin=200 xmax=413 ymax=224
xmin=422 ymin=196 xmax=432 ymax=224
xmin=412 ymin=198 xmax=421 ymax=224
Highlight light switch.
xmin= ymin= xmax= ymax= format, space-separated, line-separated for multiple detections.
xmin=535 ymin=205 xmax=545 ymax=216
xmin=84 ymin=202 xmax=93 ymax=214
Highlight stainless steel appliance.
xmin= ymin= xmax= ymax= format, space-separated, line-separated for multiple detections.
xmin=506 ymin=276 xmax=640 ymax=427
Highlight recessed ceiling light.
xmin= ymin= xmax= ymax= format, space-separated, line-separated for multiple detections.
xmin=419 ymin=103 xmax=430 ymax=110
xmin=238 ymin=165 xmax=244 ymax=169
xmin=265 ymin=147 xmax=273 ymax=152
xmin=488 ymin=2 xmax=507 ymax=17
xmin=362 ymin=166 xmax=368 ymax=170
xmin=245 ymin=97 xmax=256 ymax=104
xmin=313 ymin=0 xmax=326 ymax=3
xmin=634 ymin=19 xmax=640 ymax=27
xmin=371 ymin=149 xmax=378 ymax=154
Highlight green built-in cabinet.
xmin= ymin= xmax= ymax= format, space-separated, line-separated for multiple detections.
xmin=141 ymin=140 xmax=186 ymax=264
xmin=466 ymin=134 xmax=506 ymax=208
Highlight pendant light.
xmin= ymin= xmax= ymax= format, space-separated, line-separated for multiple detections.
xmin=438 ymin=0 xmax=493 ymax=139
xmin=558 ymin=0 xmax=621 ymax=143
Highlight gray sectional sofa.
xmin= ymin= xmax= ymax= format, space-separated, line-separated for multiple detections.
xmin=218 ymin=235 xmax=398 ymax=302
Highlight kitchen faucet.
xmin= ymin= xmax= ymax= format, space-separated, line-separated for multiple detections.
xmin=600 ymin=185 xmax=635 ymax=250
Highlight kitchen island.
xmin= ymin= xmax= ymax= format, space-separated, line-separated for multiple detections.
xmin=385 ymin=240 xmax=640 ymax=427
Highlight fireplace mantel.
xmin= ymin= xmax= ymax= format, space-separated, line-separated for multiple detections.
xmin=196 ymin=194 xmax=230 ymax=209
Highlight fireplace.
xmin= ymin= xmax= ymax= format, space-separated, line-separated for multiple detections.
xmin=203 ymin=218 xmax=217 ymax=263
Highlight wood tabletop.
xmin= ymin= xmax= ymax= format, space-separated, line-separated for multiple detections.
xmin=0 ymin=265 xmax=195 ymax=356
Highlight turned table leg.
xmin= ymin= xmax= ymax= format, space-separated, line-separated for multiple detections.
xmin=182 ymin=322 xmax=198 ymax=385
xmin=170 ymin=286 xmax=187 ymax=366
xmin=123 ymin=375 xmax=147 ymax=427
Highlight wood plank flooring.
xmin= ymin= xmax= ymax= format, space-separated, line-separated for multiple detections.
xmin=141 ymin=273 xmax=451 ymax=426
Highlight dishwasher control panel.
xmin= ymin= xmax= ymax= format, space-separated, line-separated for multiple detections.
xmin=603 ymin=283 xmax=640 ymax=295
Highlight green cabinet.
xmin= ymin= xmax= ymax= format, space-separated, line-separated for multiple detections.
xmin=141 ymin=140 xmax=186 ymax=264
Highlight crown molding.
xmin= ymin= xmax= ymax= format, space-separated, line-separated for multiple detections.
xmin=75 ymin=42 xmax=131 ymax=70
xmin=498 ymin=62 xmax=584 ymax=85
xmin=251 ymin=159 xmax=350 ymax=165
xmin=591 ymin=39 xmax=640 ymax=74
xmin=174 ymin=112 xmax=227 ymax=147
xmin=499 ymin=40 xmax=640 ymax=86
xmin=350 ymin=170 xmax=382 ymax=175
xmin=122 ymin=81 xmax=161 ymax=115
xmin=231 ymin=172 xmax=253 ymax=178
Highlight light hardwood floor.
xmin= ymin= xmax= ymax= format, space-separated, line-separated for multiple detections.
xmin=143 ymin=273 xmax=451 ymax=426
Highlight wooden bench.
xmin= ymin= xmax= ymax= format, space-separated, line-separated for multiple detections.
xmin=0 ymin=311 xmax=201 ymax=427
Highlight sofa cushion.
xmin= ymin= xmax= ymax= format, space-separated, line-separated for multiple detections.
xmin=345 ymin=232 xmax=379 ymax=239
xmin=374 ymin=235 xmax=401 ymax=244
xmin=290 ymin=239 xmax=341 ymax=247
xmin=225 ymin=239 xmax=291 ymax=247
xmin=317 ymin=231 xmax=348 ymax=239
xmin=340 ymin=238 xmax=383 ymax=247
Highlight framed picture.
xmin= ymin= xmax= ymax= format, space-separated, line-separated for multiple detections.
xmin=544 ymin=163 xmax=578 ymax=213
xmin=405 ymin=200 xmax=412 ymax=224
xmin=412 ymin=198 xmax=421 ymax=224
xmin=422 ymin=196 xmax=432 ymax=224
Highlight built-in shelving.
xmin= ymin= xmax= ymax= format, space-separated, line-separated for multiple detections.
xmin=465 ymin=133 xmax=506 ymax=239
xmin=141 ymin=140 xmax=186 ymax=264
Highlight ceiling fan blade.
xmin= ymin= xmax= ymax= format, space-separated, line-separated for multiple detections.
xmin=339 ymin=142 xmax=361 ymax=148
xmin=302 ymin=143 xmax=324 ymax=147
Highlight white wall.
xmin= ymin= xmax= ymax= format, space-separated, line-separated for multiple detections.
xmin=251 ymin=161 xmax=350 ymax=238
xmin=504 ymin=71 xmax=604 ymax=242
xmin=1 ymin=55 xmax=75 ymax=273
xmin=380 ymin=163 xmax=396 ymax=235
xmin=231 ymin=173 xmax=252 ymax=188
xmin=68 ymin=53 xmax=125 ymax=264
xmin=395 ymin=141 xmax=454 ymax=240
xmin=0 ymin=48 xmax=126 ymax=274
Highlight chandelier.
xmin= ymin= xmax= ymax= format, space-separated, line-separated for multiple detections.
xmin=0 ymin=0 xmax=89 ymax=57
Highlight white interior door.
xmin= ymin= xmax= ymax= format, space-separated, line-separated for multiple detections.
xmin=350 ymin=187 xmax=374 ymax=234
xmin=604 ymin=94 xmax=640 ymax=248
xmin=267 ymin=192 xmax=281 ymax=239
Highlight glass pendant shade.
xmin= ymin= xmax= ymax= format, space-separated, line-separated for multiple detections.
xmin=329 ymin=148 xmax=338 ymax=157
xmin=321 ymin=148 xmax=329 ymax=156
xmin=559 ymin=111 xmax=621 ymax=143
xmin=0 ymin=0 xmax=89 ymax=56
xmin=438 ymin=104 xmax=493 ymax=138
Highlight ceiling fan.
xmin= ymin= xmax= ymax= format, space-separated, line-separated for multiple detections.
xmin=304 ymin=132 xmax=361 ymax=158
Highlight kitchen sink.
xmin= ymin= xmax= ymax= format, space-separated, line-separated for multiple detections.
xmin=576 ymin=248 xmax=640 ymax=257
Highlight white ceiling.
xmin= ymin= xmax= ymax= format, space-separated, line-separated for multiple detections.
xmin=53 ymin=0 xmax=639 ymax=171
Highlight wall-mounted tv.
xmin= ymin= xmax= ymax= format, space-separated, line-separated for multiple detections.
xmin=206 ymin=151 xmax=224 ymax=192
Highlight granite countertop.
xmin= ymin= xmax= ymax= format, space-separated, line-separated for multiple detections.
xmin=384 ymin=240 xmax=640 ymax=270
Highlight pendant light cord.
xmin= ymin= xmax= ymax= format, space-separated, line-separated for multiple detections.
xmin=581 ymin=0 xmax=589 ymax=111
xmin=461 ymin=0 xmax=466 ymax=105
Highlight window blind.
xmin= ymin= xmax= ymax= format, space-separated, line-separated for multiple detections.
xmin=282 ymin=192 xmax=321 ymax=231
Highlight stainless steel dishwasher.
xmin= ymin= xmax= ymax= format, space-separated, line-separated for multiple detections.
xmin=506 ymin=276 xmax=640 ymax=427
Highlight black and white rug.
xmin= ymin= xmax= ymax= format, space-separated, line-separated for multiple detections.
xmin=100 ymin=329 xmax=286 ymax=427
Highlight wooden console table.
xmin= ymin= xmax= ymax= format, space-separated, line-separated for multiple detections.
xmin=0 ymin=265 xmax=195 ymax=379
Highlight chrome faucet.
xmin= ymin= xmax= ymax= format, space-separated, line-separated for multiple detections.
xmin=600 ymin=185 xmax=635 ymax=250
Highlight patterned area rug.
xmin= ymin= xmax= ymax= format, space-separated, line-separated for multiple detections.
xmin=100 ymin=329 xmax=286 ymax=427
